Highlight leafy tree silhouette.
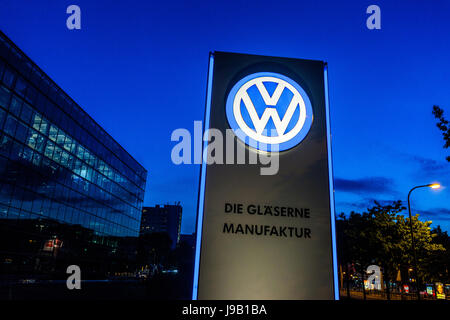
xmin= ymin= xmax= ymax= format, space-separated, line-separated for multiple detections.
xmin=432 ymin=105 xmax=450 ymax=161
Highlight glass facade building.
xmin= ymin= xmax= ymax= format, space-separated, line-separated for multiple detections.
xmin=141 ymin=205 xmax=182 ymax=249
xmin=0 ymin=31 xmax=147 ymax=277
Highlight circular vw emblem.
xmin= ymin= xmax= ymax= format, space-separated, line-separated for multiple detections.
xmin=226 ymin=72 xmax=313 ymax=152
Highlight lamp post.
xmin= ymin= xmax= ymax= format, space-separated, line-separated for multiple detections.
xmin=407 ymin=183 xmax=440 ymax=300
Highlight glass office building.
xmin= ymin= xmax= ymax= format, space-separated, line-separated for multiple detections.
xmin=0 ymin=31 xmax=147 ymax=277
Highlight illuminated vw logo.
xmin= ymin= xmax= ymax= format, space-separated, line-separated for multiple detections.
xmin=226 ymin=72 xmax=313 ymax=152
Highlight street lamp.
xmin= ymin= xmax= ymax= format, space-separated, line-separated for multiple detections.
xmin=407 ymin=183 xmax=441 ymax=300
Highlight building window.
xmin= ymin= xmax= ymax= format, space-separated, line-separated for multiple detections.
xmin=2 ymin=67 xmax=16 ymax=88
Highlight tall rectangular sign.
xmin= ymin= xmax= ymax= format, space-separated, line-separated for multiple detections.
xmin=193 ymin=52 xmax=338 ymax=299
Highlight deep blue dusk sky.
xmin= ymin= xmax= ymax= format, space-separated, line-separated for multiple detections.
xmin=1 ymin=0 xmax=449 ymax=233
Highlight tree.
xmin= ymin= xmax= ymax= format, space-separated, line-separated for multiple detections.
xmin=336 ymin=210 xmax=375 ymax=299
xmin=396 ymin=214 xmax=445 ymax=285
xmin=337 ymin=200 xmax=447 ymax=299
xmin=432 ymin=105 xmax=450 ymax=161
xmin=365 ymin=201 xmax=405 ymax=299
xmin=427 ymin=226 xmax=450 ymax=283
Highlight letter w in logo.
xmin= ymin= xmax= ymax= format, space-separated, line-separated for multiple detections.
xmin=241 ymin=80 xmax=301 ymax=137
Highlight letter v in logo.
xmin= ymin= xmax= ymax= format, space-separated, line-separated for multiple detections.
xmin=226 ymin=72 xmax=313 ymax=152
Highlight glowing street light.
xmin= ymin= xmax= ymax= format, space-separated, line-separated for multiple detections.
xmin=407 ymin=183 xmax=441 ymax=300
